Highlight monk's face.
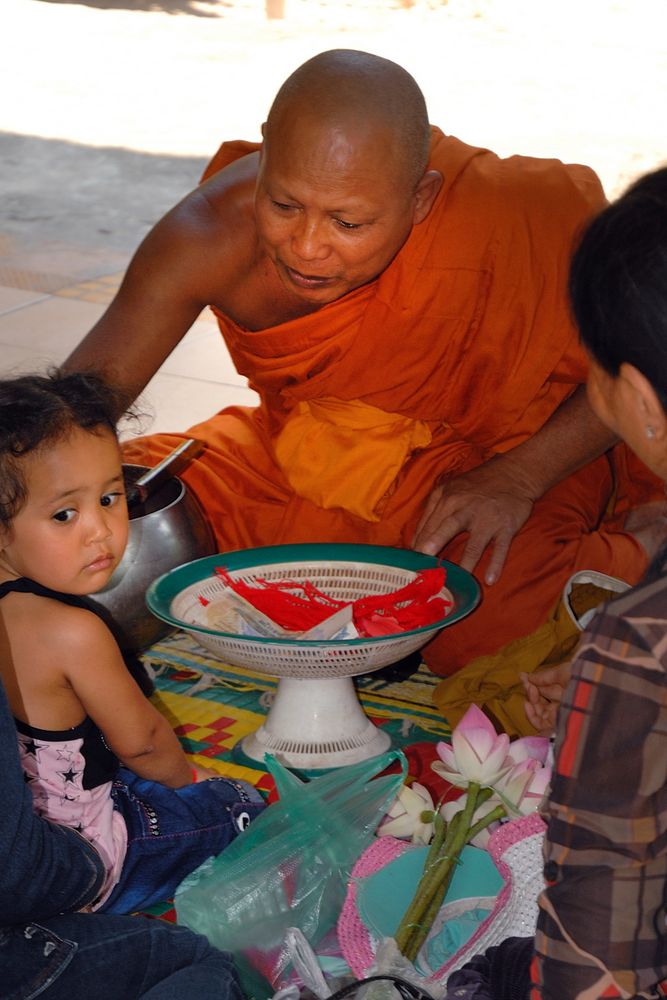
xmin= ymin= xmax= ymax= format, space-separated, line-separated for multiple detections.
xmin=255 ymin=116 xmax=429 ymax=305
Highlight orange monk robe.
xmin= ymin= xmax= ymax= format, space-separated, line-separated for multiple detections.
xmin=124 ymin=128 xmax=663 ymax=676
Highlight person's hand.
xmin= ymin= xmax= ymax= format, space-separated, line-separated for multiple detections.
xmin=412 ymin=459 xmax=535 ymax=585
xmin=521 ymin=664 xmax=571 ymax=736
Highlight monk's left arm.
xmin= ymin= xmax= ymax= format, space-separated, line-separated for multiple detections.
xmin=486 ymin=384 xmax=616 ymax=497
xmin=413 ymin=386 xmax=616 ymax=584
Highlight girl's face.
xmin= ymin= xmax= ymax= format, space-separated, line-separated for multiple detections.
xmin=0 ymin=425 xmax=129 ymax=596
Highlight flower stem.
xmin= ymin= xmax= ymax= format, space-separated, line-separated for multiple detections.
xmin=423 ymin=810 xmax=446 ymax=870
xmin=467 ymin=804 xmax=505 ymax=843
xmin=395 ymin=782 xmax=483 ymax=961
xmin=394 ymin=815 xmax=460 ymax=955
xmin=410 ymin=803 xmax=507 ymax=960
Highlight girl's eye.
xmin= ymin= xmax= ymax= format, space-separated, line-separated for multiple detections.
xmin=100 ymin=492 xmax=122 ymax=508
xmin=52 ymin=509 xmax=76 ymax=524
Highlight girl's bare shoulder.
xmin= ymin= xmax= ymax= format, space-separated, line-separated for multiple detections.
xmin=1 ymin=589 xmax=111 ymax=659
xmin=0 ymin=591 xmax=113 ymax=728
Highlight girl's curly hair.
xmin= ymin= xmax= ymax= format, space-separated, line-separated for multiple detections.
xmin=0 ymin=369 xmax=126 ymax=530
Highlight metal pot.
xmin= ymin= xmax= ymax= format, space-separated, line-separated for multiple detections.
xmin=89 ymin=463 xmax=216 ymax=652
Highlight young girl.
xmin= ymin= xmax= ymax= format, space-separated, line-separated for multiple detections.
xmin=0 ymin=370 xmax=264 ymax=915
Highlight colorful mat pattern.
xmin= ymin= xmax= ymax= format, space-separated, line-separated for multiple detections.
xmin=146 ymin=632 xmax=450 ymax=778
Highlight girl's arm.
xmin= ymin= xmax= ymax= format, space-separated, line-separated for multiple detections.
xmin=61 ymin=609 xmax=192 ymax=788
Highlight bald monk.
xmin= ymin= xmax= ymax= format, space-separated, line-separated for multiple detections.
xmin=65 ymin=49 xmax=666 ymax=677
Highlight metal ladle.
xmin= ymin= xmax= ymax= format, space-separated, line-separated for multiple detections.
xmin=125 ymin=438 xmax=204 ymax=509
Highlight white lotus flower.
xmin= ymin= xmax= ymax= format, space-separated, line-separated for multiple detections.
xmin=377 ymin=782 xmax=435 ymax=845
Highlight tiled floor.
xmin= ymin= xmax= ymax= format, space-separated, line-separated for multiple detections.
xmin=2 ymin=0 xmax=664 ymax=449
xmin=0 ymin=265 xmax=259 ymax=441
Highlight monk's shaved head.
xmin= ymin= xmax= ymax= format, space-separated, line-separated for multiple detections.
xmin=265 ymin=49 xmax=431 ymax=190
xmin=256 ymin=50 xmax=442 ymax=305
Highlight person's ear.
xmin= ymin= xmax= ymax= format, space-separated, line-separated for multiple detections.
xmin=412 ymin=170 xmax=443 ymax=224
xmin=620 ymin=362 xmax=667 ymax=440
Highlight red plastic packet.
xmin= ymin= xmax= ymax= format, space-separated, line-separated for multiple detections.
xmin=207 ymin=565 xmax=451 ymax=637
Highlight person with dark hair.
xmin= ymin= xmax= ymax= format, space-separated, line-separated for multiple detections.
xmin=525 ymin=165 xmax=667 ymax=999
xmin=0 ymin=370 xmax=264 ymax=919
xmin=64 ymin=49 xmax=666 ymax=679
xmin=449 ymin=167 xmax=667 ymax=999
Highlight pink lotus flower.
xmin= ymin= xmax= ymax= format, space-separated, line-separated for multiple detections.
xmin=493 ymin=758 xmax=551 ymax=816
xmin=432 ymin=704 xmax=512 ymax=788
xmin=505 ymin=735 xmax=551 ymax=766
xmin=395 ymin=706 xmax=552 ymax=965
xmin=377 ymin=782 xmax=435 ymax=845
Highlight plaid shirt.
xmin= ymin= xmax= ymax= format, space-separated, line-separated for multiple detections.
xmin=531 ymin=569 xmax=667 ymax=1000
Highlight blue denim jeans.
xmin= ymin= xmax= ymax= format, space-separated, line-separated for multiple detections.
xmin=101 ymin=767 xmax=266 ymax=914
xmin=3 ymin=914 xmax=243 ymax=1000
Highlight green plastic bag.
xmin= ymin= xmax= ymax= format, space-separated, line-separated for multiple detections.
xmin=175 ymin=750 xmax=407 ymax=997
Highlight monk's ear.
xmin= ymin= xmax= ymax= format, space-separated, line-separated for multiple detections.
xmin=412 ymin=170 xmax=443 ymax=224
xmin=620 ymin=362 xmax=667 ymax=440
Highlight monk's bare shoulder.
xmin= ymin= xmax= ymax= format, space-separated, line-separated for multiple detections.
xmin=156 ymin=151 xmax=261 ymax=304
xmin=197 ymin=151 xmax=260 ymax=229
xmin=64 ymin=149 xmax=267 ymax=393
xmin=163 ymin=150 xmax=302 ymax=328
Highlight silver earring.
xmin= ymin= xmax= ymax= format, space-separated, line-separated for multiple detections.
xmin=646 ymin=426 xmax=656 ymax=439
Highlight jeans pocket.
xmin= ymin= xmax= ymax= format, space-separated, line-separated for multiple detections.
xmin=3 ymin=923 xmax=75 ymax=1000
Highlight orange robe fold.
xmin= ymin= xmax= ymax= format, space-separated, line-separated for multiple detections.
xmin=124 ymin=129 xmax=662 ymax=675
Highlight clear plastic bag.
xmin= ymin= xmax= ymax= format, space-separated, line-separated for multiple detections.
xmin=175 ymin=750 xmax=407 ymax=998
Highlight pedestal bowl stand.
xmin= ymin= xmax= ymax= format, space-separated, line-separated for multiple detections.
xmin=146 ymin=543 xmax=481 ymax=770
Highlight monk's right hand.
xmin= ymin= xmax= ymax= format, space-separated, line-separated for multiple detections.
xmin=411 ymin=459 xmax=535 ymax=585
